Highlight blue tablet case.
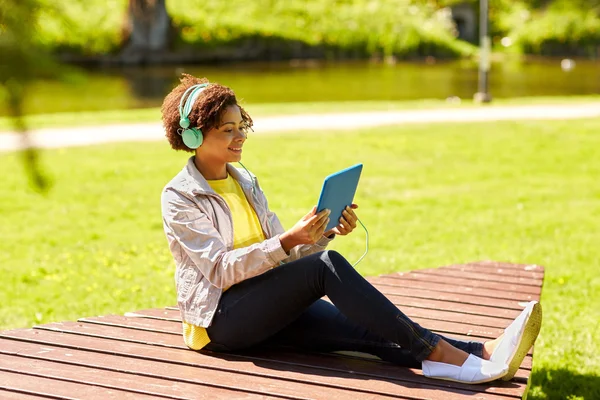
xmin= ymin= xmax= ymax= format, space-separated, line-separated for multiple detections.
xmin=316 ymin=163 xmax=363 ymax=232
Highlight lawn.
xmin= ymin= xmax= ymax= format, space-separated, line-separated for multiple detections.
xmin=1 ymin=117 xmax=599 ymax=399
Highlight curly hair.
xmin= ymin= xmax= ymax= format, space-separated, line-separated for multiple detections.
xmin=161 ymin=73 xmax=253 ymax=152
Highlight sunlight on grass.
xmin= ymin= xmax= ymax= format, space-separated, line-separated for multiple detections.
xmin=1 ymin=117 xmax=599 ymax=399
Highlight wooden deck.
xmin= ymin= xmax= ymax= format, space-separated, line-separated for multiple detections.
xmin=0 ymin=261 xmax=544 ymax=399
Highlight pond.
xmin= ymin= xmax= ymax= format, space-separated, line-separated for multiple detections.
xmin=6 ymin=58 xmax=599 ymax=116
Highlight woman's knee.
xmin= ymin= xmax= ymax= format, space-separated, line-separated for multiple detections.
xmin=319 ymin=250 xmax=352 ymax=272
xmin=293 ymin=250 xmax=352 ymax=280
xmin=322 ymin=250 xmax=346 ymax=263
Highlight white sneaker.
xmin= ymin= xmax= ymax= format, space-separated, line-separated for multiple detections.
xmin=422 ymin=354 xmax=508 ymax=384
xmin=491 ymin=301 xmax=542 ymax=381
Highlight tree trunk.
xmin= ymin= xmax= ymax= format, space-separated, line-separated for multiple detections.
xmin=120 ymin=0 xmax=173 ymax=64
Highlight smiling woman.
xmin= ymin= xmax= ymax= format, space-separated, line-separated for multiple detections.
xmin=161 ymin=74 xmax=253 ymax=155
xmin=158 ymin=74 xmax=542 ymax=386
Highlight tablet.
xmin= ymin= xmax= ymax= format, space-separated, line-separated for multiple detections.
xmin=316 ymin=163 xmax=363 ymax=232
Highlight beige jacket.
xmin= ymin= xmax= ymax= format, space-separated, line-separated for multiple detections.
xmin=161 ymin=157 xmax=333 ymax=327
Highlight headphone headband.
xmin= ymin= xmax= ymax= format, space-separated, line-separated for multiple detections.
xmin=178 ymin=83 xmax=209 ymax=126
xmin=178 ymin=82 xmax=209 ymax=149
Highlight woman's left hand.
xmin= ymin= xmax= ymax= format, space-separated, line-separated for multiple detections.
xmin=324 ymin=204 xmax=358 ymax=237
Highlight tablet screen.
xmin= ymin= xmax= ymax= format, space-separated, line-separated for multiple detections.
xmin=316 ymin=164 xmax=363 ymax=232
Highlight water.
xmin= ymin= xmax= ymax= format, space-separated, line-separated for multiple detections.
xmin=6 ymin=58 xmax=599 ymax=116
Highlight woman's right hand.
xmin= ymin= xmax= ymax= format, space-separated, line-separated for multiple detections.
xmin=279 ymin=206 xmax=330 ymax=253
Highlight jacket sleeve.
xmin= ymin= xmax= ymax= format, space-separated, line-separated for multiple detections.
xmin=253 ymin=177 xmax=334 ymax=262
xmin=162 ymin=188 xmax=289 ymax=289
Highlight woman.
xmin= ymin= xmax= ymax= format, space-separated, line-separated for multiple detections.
xmin=160 ymin=74 xmax=542 ymax=384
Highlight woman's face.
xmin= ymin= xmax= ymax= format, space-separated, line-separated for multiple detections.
xmin=197 ymin=105 xmax=247 ymax=165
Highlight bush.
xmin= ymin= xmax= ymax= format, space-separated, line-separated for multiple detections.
xmin=29 ymin=0 xmax=600 ymax=59
xmin=34 ymin=0 xmax=474 ymax=59
xmin=493 ymin=0 xmax=600 ymax=57
xmin=512 ymin=8 xmax=600 ymax=57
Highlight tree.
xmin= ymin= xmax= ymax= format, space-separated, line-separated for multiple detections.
xmin=120 ymin=0 xmax=174 ymax=64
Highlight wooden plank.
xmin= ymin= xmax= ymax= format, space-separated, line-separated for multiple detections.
xmin=34 ymin=321 xmax=185 ymax=348
xmin=413 ymin=268 xmax=543 ymax=287
xmin=0 ymin=369 xmax=165 ymax=400
xmin=0 ymin=389 xmax=58 ymax=400
xmin=368 ymin=280 xmax=534 ymax=309
xmin=438 ymin=265 xmax=544 ymax=280
xmin=387 ymin=273 xmax=542 ymax=296
xmin=0 ymin=329 xmax=525 ymax=399
xmin=458 ymin=262 xmax=544 ymax=273
xmin=0 ymin=339 xmax=426 ymax=400
xmin=127 ymin=308 xmax=182 ymax=322
xmin=384 ymin=295 xmax=522 ymax=320
xmin=0 ymin=353 xmax=283 ymax=400
xmin=369 ymin=277 xmax=540 ymax=303
xmin=81 ymin=315 xmax=182 ymax=336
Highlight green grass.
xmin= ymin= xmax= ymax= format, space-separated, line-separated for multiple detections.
xmin=1 ymin=117 xmax=599 ymax=399
xmin=1 ymin=95 xmax=599 ymax=132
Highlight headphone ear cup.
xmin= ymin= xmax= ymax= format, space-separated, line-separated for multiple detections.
xmin=181 ymin=128 xmax=203 ymax=149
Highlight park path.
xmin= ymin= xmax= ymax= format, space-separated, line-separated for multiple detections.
xmin=1 ymin=102 xmax=599 ymax=152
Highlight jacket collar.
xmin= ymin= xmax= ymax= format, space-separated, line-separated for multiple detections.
xmin=180 ymin=156 xmax=254 ymax=196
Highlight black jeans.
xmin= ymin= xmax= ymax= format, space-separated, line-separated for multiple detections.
xmin=205 ymin=250 xmax=484 ymax=366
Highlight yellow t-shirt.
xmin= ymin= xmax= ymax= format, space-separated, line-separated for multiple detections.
xmin=183 ymin=174 xmax=266 ymax=350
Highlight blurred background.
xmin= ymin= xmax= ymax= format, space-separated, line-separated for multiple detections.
xmin=1 ymin=2 xmax=599 ymax=399
xmin=1 ymin=0 xmax=599 ymax=118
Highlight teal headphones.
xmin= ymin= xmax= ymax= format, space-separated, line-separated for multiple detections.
xmin=178 ymin=83 xmax=209 ymax=149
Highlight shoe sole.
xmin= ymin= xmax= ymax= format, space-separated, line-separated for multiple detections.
xmin=502 ymin=301 xmax=542 ymax=381
xmin=426 ymin=370 xmax=508 ymax=385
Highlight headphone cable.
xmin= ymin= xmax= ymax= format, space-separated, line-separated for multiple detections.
xmin=352 ymin=217 xmax=369 ymax=267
